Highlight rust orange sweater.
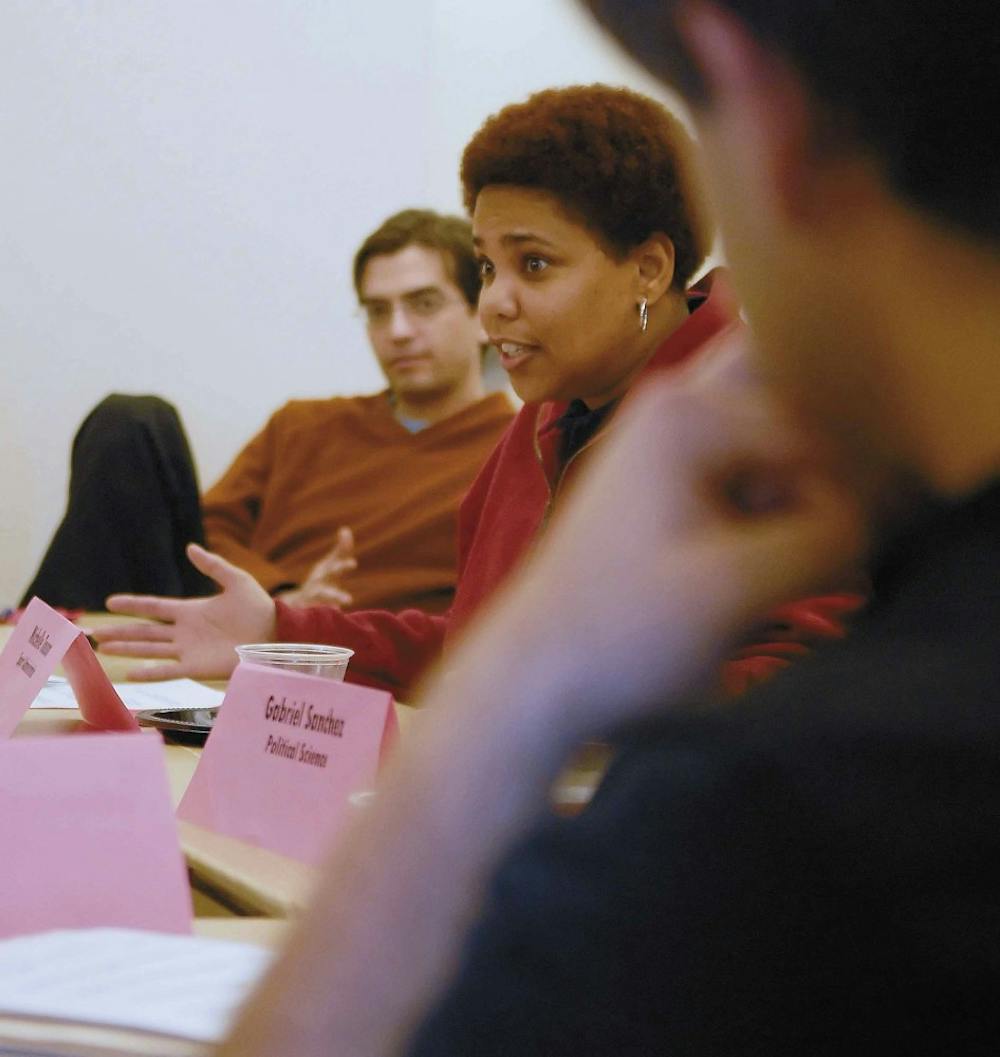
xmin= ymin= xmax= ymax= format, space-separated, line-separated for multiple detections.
xmin=201 ymin=392 xmax=514 ymax=614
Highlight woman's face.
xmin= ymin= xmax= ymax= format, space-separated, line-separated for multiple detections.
xmin=473 ymin=185 xmax=647 ymax=407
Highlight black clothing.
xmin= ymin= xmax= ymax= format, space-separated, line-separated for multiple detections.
xmin=21 ymin=394 xmax=211 ymax=609
xmin=406 ymin=482 xmax=1000 ymax=1056
xmin=556 ymin=399 xmax=618 ymax=463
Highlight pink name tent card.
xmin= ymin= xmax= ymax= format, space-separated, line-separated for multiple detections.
xmin=0 ymin=732 xmax=192 ymax=938
xmin=179 ymin=663 xmax=398 ymax=865
xmin=0 ymin=597 xmax=137 ymax=737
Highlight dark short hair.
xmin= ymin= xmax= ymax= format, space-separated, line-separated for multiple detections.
xmin=583 ymin=0 xmax=999 ymax=243
xmin=353 ymin=209 xmax=480 ymax=308
xmin=461 ymin=84 xmax=712 ymax=289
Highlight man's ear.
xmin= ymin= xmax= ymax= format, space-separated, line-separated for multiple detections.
xmin=634 ymin=234 xmax=676 ymax=304
xmin=677 ymin=0 xmax=818 ymax=226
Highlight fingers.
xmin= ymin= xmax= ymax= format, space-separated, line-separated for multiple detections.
xmin=95 ymin=640 xmax=179 ymax=659
xmin=303 ymin=529 xmax=358 ymax=585
xmin=126 ymin=662 xmax=189 ymax=682
xmin=185 ymin=542 xmax=246 ymax=590
xmin=676 ymin=327 xmax=756 ymax=391
xmin=335 ymin=526 xmax=355 ymax=556
xmin=708 ymin=475 xmax=867 ymax=624
xmin=309 ymin=586 xmax=354 ymax=608
xmin=104 ymin=594 xmax=182 ymax=621
xmin=284 ymin=585 xmax=354 ymax=609
xmin=626 ymin=376 xmax=839 ymax=528
xmin=321 ymin=527 xmax=357 ymax=575
xmin=557 ymin=381 xmax=806 ymax=545
xmin=316 ymin=554 xmax=358 ymax=579
xmin=90 ymin=623 xmax=175 ymax=644
xmin=656 ymin=385 xmax=807 ymax=470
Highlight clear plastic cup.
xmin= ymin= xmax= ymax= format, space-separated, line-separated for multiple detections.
xmin=234 ymin=643 xmax=354 ymax=680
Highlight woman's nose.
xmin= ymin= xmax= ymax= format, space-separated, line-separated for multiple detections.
xmin=479 ymin=276 xmax=518 ymax=325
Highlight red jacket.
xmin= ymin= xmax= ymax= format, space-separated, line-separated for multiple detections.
xmin=276 ymin=272 xmax=864 ymax=697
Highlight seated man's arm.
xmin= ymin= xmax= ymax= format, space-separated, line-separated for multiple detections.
xmin=201 ymin=414 xmax=294 ymax=593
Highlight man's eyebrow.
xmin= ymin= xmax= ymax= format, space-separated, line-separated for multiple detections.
xmin=472 ymin=232 xmax=557 ymax=249
xmin=360 ymin=285 xmax=443 ymax=304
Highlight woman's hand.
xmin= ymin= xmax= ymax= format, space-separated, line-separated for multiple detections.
xmin=91 ymin=543 xmax=277 ymax=680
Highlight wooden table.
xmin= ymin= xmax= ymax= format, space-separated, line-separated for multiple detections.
xmin=4 ymin=616 xmax=405 ymax=917
xmin=4 ymin=616 xmax=609 ymax=919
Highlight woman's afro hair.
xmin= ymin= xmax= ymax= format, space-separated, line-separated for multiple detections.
xmin=461 ymin=84 xmax=713 ymax=287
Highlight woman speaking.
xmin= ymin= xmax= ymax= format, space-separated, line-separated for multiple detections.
xmin=96 ymin=85 xmax=859 ymax=691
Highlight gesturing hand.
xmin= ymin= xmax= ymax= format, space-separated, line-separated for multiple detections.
xmin=274 ymin=527 xmax=356 ymax=609
xmin=91 ymin=543 xmax=277 ymax=681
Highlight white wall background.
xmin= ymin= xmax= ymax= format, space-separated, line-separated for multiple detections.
xmin=0 ymin=0 xmax=685 ymax=603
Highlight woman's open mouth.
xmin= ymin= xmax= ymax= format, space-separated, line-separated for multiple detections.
xmin=497 ymin=342 xmax=538 ymax=371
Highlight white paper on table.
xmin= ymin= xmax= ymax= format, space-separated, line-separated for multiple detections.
xmin=0 ymin=929 xmax=273 ymax=1043
xmin=31 ymin=678 xmax=224 ymax=712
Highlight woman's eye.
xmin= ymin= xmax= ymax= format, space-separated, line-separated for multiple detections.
xmin=524 ymin=256 xmax=548 ymax=274
xmin=477 ymin=258 xmax=494 ymax=280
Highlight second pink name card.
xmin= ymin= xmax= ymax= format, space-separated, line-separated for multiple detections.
xmin=0 ymin=597 xmax=136 ymax=737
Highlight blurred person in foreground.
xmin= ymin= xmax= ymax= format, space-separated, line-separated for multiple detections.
xmin=215 ymin=0 xmax=999 ymax=1054
xmin=22 ymin=209 xmax=512 ymax=614
xmin=96 ymin=85 xmax=860 ymax=694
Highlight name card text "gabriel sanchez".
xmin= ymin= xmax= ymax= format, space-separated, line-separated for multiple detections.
xmin=178 ymin=662 xmax=397 ymax=865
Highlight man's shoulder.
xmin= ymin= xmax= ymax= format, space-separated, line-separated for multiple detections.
xmin=270 ymin=392 xmax=384 ymax=417
xmin=427 ymin=392 xmax=517 ymax=437
xmin=265 ymin=393 xmax=389 ymax=432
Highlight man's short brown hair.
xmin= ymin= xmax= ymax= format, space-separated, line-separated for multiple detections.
xmin=461 ymin=84 xmax=712 ymax=289
xmin=353 ymin=209 xmax=480 ymax=308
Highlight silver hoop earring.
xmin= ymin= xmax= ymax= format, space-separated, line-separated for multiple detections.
xmin=638 ymin=297 xmax=649 ymax=333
